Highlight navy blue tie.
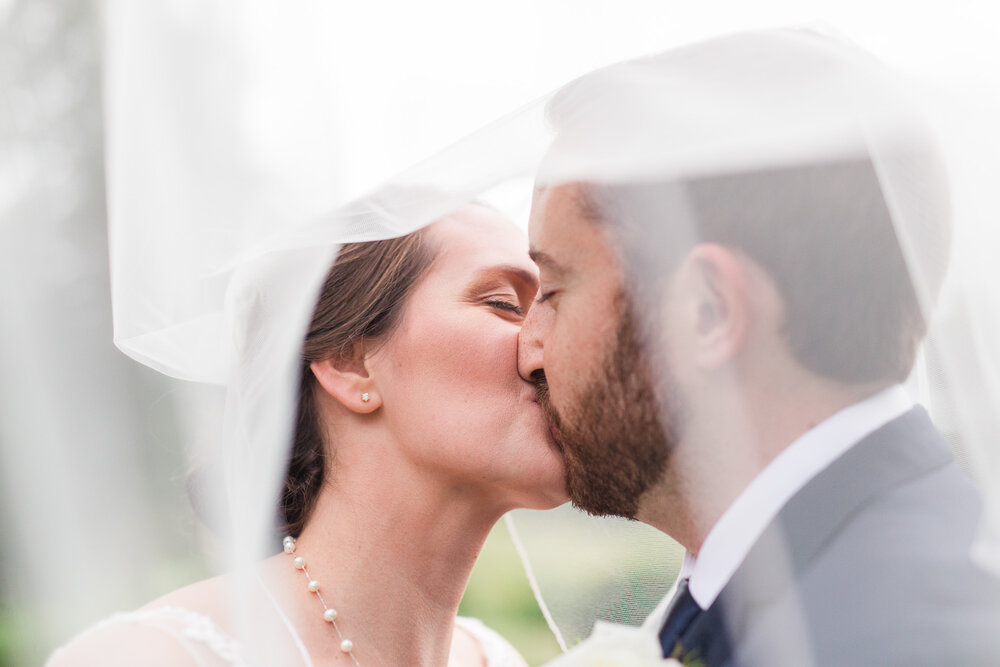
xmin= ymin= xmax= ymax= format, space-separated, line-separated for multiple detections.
xmin=659 ymin=578 xmax=703 ymax=657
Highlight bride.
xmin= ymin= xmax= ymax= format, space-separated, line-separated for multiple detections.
xmin=48 ymin=203 xmax=568 ymax=666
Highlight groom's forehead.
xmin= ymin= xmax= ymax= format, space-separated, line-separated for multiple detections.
xmin=529 ymin=183 xmax=602 ymax=241
xmin=529 ymin=183 xmax=625 ymax=277
xmin=530 ymin=184 xmax=586 ymax=251
xmin=531 ymin=181 xmax=601 ymax=214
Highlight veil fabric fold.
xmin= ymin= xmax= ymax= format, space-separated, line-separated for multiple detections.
xmin=109 ymin=18 xmax=1000 ymax=652
xmin=9 ymin=2 xmax=996 ymax=663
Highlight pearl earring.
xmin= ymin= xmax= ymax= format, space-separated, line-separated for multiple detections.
xmin=361 ymin=392 xmax=370 ymax=403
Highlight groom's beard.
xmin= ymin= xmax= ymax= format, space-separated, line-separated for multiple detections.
xmin=534 ymin=299 xmax=676 ymax=519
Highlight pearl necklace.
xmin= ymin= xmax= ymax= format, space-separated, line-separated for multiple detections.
xmin=283 ymin=536 xmax=361 ymax=665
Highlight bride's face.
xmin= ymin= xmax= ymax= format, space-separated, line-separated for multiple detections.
xmin=368 ymin=205 xmax=568 ymax=510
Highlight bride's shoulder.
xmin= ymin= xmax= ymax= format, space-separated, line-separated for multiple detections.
xmin=452 ymin=616 xmax=530 ymax=667
xmin=145 ymin=570 xmax=238 ymax=619
xmin=46 ymin=575 xmax=244 ymax=667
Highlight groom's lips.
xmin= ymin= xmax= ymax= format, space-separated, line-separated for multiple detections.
xmin=538 ymin=405 xmax=565 ymax=454
xmin=547 ymin=419 xmax=565 ymax=454
xmin=530 ymin=392 xmax=565 ymax=454
xmin=530 ymin=379 xmax=567 ymax=455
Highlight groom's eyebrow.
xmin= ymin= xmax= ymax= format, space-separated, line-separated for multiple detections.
xmin=528 ymin=249 xmax=567 ymax=277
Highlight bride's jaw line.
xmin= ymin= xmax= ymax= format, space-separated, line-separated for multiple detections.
xmin=361 ymin=208 xmax=567 ymax=512
xmin=267 ymin=207 xmax=567 ymax=665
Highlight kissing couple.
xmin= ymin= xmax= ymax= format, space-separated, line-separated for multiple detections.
xmin=51 ymin=26 xmax=1000 ymax=667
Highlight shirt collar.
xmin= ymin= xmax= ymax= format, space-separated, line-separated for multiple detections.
xmin=685 ymin=384 xmax=914 ymax=609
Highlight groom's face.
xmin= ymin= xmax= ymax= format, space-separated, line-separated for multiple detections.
xmin=519 ymin=183 xmax=673 ymax=518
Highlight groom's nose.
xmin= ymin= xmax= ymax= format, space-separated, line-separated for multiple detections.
xmin=518 ymin=304 xmax=546 ymax=382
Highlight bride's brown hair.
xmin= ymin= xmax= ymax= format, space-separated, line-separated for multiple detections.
xmin=282 ymin=230 xmax=435 ymax=537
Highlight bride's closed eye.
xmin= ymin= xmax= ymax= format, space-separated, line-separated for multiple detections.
xmin=484 ymin=296 xmax=525 ymax=317
xmin=462 ymin=265 xmax=539 ymax=320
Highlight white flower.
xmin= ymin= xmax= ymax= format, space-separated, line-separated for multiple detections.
xmin=541 ymin=621 xmax=683 ymax=666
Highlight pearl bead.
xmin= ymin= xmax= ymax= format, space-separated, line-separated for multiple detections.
xmin=281 ymin=539 xmax=354 ymax=655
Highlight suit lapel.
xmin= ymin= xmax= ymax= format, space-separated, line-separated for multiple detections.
xmin=738 ymin=406 xmax=952 ymax=593
xmin=675 ymin=406 xmax=954 ymax=664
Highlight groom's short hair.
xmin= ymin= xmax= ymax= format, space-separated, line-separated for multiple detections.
xmin=583 ymin=154 xmax=951 ymax=385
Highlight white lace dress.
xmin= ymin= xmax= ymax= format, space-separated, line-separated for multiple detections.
xmin=47 ymin=607 xmax=528 ymax=667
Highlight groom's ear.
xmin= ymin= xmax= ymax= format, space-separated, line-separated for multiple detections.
xmin=682 ymin=243 xmax=751 ymax=368
xmin=310 ymin=340 xmax=381 ymax=414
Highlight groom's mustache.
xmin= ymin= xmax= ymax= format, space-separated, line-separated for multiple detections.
xmin=531 ymin=370 xmax=551 ymax=412
xmin=531 ymin=370 xmax=566 ymax=448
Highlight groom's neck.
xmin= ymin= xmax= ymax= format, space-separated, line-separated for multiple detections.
xmin=636 ymin=375 xmax=888 ymax=554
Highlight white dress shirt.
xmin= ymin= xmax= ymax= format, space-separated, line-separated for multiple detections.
xmin=645 ymin=384 xmax=914 ymax=629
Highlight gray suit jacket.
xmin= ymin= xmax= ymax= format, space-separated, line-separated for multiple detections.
xmin=672 ymin=406 xmax=1000 ymax=666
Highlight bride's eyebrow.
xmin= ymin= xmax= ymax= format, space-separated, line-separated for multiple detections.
xmin=462 ymin=265 xmax=539 ymax=298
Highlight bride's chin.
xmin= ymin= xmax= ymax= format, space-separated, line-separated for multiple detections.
xmin=522 ymin=449 xmax=571 ymax=508
xmin=518 ymin=483 xmax=571 ymax=510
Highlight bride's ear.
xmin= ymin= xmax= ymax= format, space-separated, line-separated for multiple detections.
xmin=310 ymin=340 xmax=381 ymax=414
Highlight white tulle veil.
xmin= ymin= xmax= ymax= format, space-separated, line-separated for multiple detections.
xmin=3 ymin=1 xmax=999 ymax=664
xmin=330 ymin=27 xmax=1000 ymax=653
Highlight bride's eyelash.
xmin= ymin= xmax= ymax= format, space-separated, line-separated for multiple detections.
xmin=485 ymin=299 xmax=524 ymax=316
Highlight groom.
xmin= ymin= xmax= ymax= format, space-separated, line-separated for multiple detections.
xmin=519 ymin=29 xmax=1000 ymax=666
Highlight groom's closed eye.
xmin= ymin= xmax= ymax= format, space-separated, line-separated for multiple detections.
xmin=535 ymin=290 xmax=559 ymax=305
xmin=528 ymin=250 xmax=568 ymax=308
